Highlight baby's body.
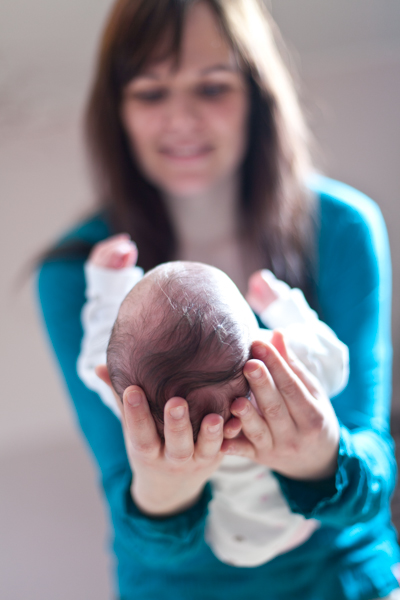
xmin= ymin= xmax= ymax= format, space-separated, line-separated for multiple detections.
xmin=77 ymin=235 xmax=349 ymax=567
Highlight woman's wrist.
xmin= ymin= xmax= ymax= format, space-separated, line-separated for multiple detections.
xmin=277 ymin=441 xmax=339 ymax=482
xmin=118 ymin=388 xmax=225 ymax=520
xmin=131 ymin=477 xmax=204 ymax=518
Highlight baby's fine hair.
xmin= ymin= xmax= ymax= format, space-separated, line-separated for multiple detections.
xmin=107 ymin=262 xmax=251 ymax=441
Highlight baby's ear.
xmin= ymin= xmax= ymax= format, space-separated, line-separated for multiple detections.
xmin=95 ymin=365 xmax=124 ymax=410
xmin=95 ymin=364 xmax=112 ymax=388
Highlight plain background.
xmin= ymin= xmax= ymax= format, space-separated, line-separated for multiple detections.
xmin=1 ymin=1 xmax=399 ymax=598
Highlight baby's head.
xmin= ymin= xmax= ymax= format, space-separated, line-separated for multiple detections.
xmin=107 ymin=262 xmax=259 ymax=440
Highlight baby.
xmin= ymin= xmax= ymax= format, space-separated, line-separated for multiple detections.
xmin=79 ymin=237 xmax=258 ymax=439
xmin=77 ymin=234 xmax=349 ymax=567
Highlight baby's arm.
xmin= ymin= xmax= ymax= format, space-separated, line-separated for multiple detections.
xmin=246 ymin=270 xmax=349 ymax=397
xmin=77 ymin=235 xmax=144 ymax=417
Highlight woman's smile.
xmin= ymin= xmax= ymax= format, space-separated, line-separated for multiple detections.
xmin=159 ymin=143 xmax=213 ymax=161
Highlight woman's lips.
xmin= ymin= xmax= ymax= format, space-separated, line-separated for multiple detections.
xmin=160 ymin=145 xmax=213 ymax=160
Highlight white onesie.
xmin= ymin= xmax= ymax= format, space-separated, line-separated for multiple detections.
xmin=77 ymin=264 xmax=349 ymax=567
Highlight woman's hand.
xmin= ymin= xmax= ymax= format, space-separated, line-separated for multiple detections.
xmin=118 ymin=387 xmax=241 ymax=518
xmin=222 ymin=331 xmax=340 ymax=481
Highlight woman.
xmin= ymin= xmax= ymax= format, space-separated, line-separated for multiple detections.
xmin=37 ymin=0 xmax=400 ymax=598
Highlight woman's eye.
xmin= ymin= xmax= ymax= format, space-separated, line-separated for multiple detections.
xmin=133 ymin=89 xmax=168 ymax=102
xmin=198 ymin=84 xmax=229 ymax=98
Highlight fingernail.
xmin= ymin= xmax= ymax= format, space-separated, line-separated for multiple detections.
xmin=208 ymin=422 xmax=222 ymax=434
xmin=169 ymin=406 xmax=185 ymax=420
xmin=126 ymin=390 xmax=142 ymax=407
xmin=237 ymin=404 xmax=249 ymax=415
xmin=252 ymin=343 xmax=267 ymax=359
xmin=246 ymin=365 xmax=262 ymax=379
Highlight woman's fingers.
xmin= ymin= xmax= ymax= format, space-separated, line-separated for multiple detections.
xmin=221 ymin=434 xmax=256 ymax=458
xmin=163 ymin=398 xmax=195 ymax=463
xmin=242 ymin=359 xmax=295 ymax=442
xmin=196 ymin=413 xmax=224 ymax=460
xmin=269 ymin=330 xmax=321 ymax=396
xmin=229 ymin=395 xmax=273 ymax=450
xmin=223 ymin=416 xmax=242 ymax=439
xmin=251 ymin=341 xmax=321 ymax=429
xmin=122 ymin=386 xmax=160 ymax=458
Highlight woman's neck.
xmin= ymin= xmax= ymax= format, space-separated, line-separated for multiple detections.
xmin=163 ymin=175 xmax=264 ymax=295
xmin=164 ymin=176 xmax=240 ymax=252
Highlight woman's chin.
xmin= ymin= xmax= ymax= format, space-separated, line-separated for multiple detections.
xmin=156 ymin=176 xmax=220 ymax=199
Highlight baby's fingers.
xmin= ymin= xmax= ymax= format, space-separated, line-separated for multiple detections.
xmin=103 ymin=239 xmax=137 ymax=269
xmin=90 ymin=234 xmax=137 ymax=269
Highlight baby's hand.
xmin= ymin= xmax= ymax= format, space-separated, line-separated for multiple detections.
xmin=246 ymin=270 xmax=281 ymax=315
xmin=89 ymin=234 xmax=138 ymax=269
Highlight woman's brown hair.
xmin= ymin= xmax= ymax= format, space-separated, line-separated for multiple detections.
xmin=85 ymin=0 xmax=315 ymax=291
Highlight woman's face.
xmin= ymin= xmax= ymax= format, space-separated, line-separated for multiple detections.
xmin=120 ymin=1 xmax=250 ymax=198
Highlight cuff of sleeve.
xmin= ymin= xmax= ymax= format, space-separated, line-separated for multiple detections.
xmin=84 ymin=263 xmax=144 ymax=299
xmin=272 ymin=426 xmax=352 ymax=518
xmin=105 ymin=470 xmax=213 ymax=565
xmin=124 ymin=479 xmax=213 ymax=534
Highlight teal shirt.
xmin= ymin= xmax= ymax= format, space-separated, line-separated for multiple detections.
xmin=37 ymin=177 xmax=400 ymax=600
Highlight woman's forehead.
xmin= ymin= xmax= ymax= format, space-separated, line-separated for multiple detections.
xmin=136 ymin=60 xmax=239 ymax=81
xmin=136 ymin=2 xmax=238 ymax=79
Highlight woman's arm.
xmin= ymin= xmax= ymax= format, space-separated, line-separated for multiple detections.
xmin=224 ymin=185 xmax=396 ymax=529
xmin=37 ymin=257 xmax=226 ymax=567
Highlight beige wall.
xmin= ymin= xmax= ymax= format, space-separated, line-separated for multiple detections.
xmin=1 ymin=1 xmax=399 ymax=597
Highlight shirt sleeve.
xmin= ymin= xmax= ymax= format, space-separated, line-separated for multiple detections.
xmin=76 ymin=263 xmax=143 ymax=418
xmin=273 ymin=188 xmax=396 ymax=529
xmin=259 ymin=277 xmax=349 ymax=398
xmin=37 ymin=257 xmax=212 ymax=567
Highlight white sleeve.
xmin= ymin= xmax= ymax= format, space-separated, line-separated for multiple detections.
xmin=259 ymin=277 xmax=349 ymax=398
xmin=77 ymin=263 xmax=144 ymax=418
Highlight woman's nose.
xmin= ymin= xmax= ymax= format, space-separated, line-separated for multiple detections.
xmin=164 ymin=92 xmax=201 ymax=134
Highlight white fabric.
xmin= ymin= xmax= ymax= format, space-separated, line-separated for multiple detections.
xmin=374 ymin=592 xmax=400 ymax=600
xmin=77 ymin=264 xmax=143 ymax=417
xmin=206 ymin=455 xmax=319 ymax=566
xmin=259 ymin=270 xmax=349 ymax=398
xmin=77 ymin=263 xmax=349 ymax=567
